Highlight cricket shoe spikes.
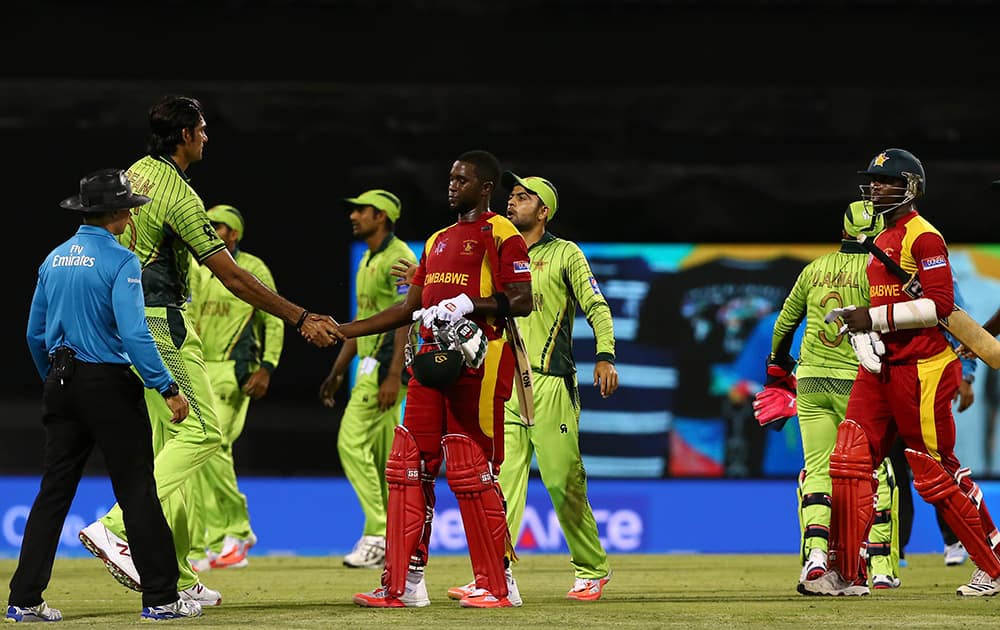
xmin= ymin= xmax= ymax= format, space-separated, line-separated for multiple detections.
xmin=79 ymin=521 xmax=142 ymax=592
xmin=799 ymin=569 xmax=869 ymax=596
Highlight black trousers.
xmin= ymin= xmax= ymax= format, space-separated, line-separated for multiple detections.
xmin=7 ymin=362 xmax=179 ymax=608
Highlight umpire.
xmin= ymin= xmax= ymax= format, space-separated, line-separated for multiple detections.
xmin=6 ymin=169 xmax=200 ymax=622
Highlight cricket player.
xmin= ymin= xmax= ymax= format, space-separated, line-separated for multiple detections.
xmin=754 ymin=201 xmax=899 ymax=595
xmin=78 ymin=95 xmax=337 ymax=607
xmin=337 ymin=150 xmax=533 ymax=609
xmin=805 ymin=148 xmax=1000 ymax=596
xmin=445 ymin=171 xmax=617 ymax=601
xmin=319 ymin=190 xmax=416 ymax=568
xmin=187 ymin=205 xmax=284 ymax=571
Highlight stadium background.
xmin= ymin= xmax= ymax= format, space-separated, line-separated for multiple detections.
xmin=2 ymin=0 xmax=1000 ymax=556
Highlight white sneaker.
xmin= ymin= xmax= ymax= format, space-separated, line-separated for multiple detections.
xmin=956 ymin=569 xmax=1000 ymax=596
xmin=180 ymin=582 xmax=222 ymax=606
xmin=505 ymin=568 xmax=523 ymax=607
xmin=402 ymin=570 xmax=431 ymax=607
xmin=6 ymin=601 xmax=63 ymax=622
xmin=141 ymin=598 xmax=202 ymax=620
xmin=79 ymin=521 xmax=141 ymax=591
xmin=945 ymin=542 xmax=969 ymax=566
xmin=343 ymin=535 xmax=386 ymax=568
xmin=798 ymin=548 xmax=828 ymax=584
xmin=872 ymin=574 xmax=901 ymax=589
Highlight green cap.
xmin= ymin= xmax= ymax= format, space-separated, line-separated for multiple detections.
xmin=844 ymin=200 xmax=884 ymax=238
xmin=344 ymin=189 xmax=402 ymax=222
xmin=206 ymin=205 xmax=245 ymax=241
xmin=501 ymin=171 xmax=559 ymax=220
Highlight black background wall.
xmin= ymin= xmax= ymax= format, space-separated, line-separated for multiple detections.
xmin=2 ymin=0 xmax=999 ymax=475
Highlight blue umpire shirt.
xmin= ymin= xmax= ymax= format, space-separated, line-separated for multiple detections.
xmin=26 ymin=224 xmax=175 ymax=394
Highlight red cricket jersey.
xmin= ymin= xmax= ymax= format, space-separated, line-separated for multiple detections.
xmin=868 ymin=210 xmax=954 ymax=364
xmin=412 ymin=211 xmax=531 ymax=340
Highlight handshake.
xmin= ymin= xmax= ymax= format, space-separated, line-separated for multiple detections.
xmin=825 ymin=305 xmax=886 ymax=374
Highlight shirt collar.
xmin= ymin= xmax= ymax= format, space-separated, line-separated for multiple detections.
xmin=152 ymin=154 xmax=190 ymax=182
xmin=365 ymin=233 xmax=395 ymax=266
xmin=529 ymin=231 xmax=556 ymax=251
xmin=76 ymin=225 xmax=117 ymax=240
xmin=839 ymin=240 xmax=866 ymax=254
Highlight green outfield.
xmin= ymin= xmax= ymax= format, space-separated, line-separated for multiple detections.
xmin=2 ymin=554 xmax=997 ymax=628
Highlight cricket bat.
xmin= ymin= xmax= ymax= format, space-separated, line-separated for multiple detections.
xmin=858 ymin=234 xmax=1000 ymax=369
xmin=505 ymin=318 xmax=535 ymax=426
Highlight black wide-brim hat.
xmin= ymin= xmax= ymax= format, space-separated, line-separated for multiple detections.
xmin=60 ymin=168 xmax=151 ymax=213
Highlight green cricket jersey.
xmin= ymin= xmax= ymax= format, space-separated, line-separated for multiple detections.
xmin=356 ymin=234 xmax=418 ymax=360
xmin=189 ymin=249 xmax=284 ymax=383
xmin=771 ymin=241 xmax=870 ymax=380
xmin=522 ymin=232 xmax=615 ymax=375
xmin=120 ymin=155 xmax=227 ymax=307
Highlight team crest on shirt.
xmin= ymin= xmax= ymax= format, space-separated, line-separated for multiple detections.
xmin=460 ymin=239 xmax=478 ymax=255
xmin=589 ymin=276 xmax=602 ymax=295
xmin=433 ymin=238 xmax=448 ymax=255
xmin=513 ymin=260 xmax=530 ymax=273
xmin=921 ymin=255 xmax=947 ymax=271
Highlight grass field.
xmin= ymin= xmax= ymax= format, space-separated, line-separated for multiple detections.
xmin=3 ymin=554 xmax=998 ymax=628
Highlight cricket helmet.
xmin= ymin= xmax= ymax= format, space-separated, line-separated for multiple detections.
xmin=406 ymin=322 xmax=464 ymax=388
xmin=843 ymin=200 xmax=884 ymax=239
xmin=858 ymin=148 xmax=925 ymax=215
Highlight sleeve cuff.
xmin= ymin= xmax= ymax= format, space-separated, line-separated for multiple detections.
xmin=261 ymin=361 xmax=277 ymax=374
xmin=595 ymin=352 xmax=615 ymax=365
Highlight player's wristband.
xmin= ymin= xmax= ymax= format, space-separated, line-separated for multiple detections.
xmin=963 ymin=373 xmax=975 ymax=385
xmin=294 ymin=310 xmax=310 ymax=330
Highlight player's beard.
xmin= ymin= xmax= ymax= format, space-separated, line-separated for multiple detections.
xmin=451 ymin=197 xmax=476 ymax=215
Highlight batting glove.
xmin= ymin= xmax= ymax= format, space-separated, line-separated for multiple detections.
xmin=413 ymin=305 xmax=443 ymax=329
xmin=850 ymin=331 xmax=886 ymax=373
xmin=449 ymin=318 xmax=488 ymax=368
xmin=435 ymin=293 xmax=474 ymax=323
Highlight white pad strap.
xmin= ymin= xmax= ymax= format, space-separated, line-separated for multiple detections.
xmin=870 ymin=298 xmax=938 ymax=333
